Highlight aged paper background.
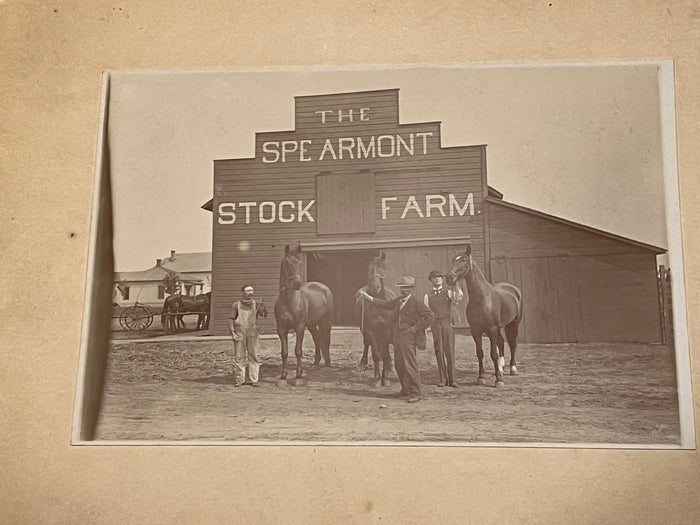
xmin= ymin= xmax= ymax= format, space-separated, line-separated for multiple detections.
xmin=2 ymin=1 xmax=699 ymax=523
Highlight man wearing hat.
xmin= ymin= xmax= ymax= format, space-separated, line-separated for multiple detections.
xmin=424 ymin=270 xmax=463 ymax=387
xmin=359 ymin=276 xmax=434 ymax=403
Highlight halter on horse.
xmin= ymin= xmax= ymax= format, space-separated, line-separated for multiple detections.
xmin=355 ymin=251 xmax=395 ymax=386
xmin=273 ymin=243 xmax=334 ymax=384
xmin=446 ymin=245 xmax=523 ymax=387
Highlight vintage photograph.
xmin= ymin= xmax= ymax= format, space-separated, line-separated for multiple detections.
xmin=76 ymin=62 xmax=692 ymax=446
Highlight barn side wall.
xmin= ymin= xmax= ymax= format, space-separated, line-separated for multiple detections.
xmin=488 ymin=202 xmax=663 ymax=343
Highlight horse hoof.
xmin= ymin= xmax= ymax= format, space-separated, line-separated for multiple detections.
xmin=276 ymin=379 xmax=289 ymax=387
xmin=495 ymin=380 xmax=505 ymax=388
xmin=371 ymin=381 xmax=381 ymax=388
xmin=313 ymin=360 xmax=322 ymax=366
xmin=510 ymin=367 xmax=519 ymax=376
xmin=477 ymin=378 xmax=489 ymax=386
xmin=381 ymin=379 xmax=391 ymax=387
xmin=324 ymin=362 xmax=331 ymax=368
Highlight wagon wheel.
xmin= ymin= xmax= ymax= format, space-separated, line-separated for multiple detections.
xmin=119 ymin=305 xmax=154 ymax=331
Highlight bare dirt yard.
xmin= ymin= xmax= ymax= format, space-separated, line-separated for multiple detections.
xmin=96 ymin=330 xmax=681 ymax=445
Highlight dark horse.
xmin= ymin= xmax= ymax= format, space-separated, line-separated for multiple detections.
xmin=446 ymin=245 xmax=523 ymax=387
xmin=274 ymin=243 xmax=334 ymax=384
xmin=355 ymin=251 xmax=395 ymax=386
xmin=161 ymin=292 xmax=211 ymax=333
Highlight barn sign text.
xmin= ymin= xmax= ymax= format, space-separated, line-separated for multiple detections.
xmin=262 ymin=106 xmax=434 ymax=163
xmin=217 ymin=193 xmax=475 ymax=225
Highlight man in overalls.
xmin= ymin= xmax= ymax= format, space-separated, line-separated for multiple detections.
xmin=424 ymin=270 xmax=463 ymax=387
xmin=228 ymin=284 xmax=268 ymax=387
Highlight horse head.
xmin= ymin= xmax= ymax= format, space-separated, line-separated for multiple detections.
xmin=281 ymin=243 xmax=303 ymax=290
xmin=446 ymin=245 xmax=473 ymax=285
xmin=367 ymin=251 xmax=387 ymax=296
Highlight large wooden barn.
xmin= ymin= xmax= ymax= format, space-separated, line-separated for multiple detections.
xmin=205 ymin=89 xmax=665 ymax=343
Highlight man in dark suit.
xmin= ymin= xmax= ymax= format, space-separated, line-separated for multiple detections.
xmin=359 ymin=276 xmax=434 ymax=403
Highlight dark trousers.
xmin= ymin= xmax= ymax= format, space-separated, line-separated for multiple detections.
xmin=431 ymin=318 xmax=456 ymax=385
xmin=393 ymin=331 xmax=422 ymax=396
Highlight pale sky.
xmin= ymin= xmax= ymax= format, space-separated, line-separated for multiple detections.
xmin=109 ymin=63 xmax=670 ymax=272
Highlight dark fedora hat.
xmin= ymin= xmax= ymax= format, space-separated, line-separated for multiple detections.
xmin=395 ymin=276 xmax=416 ymax=288
xmin=428 ymin=270 xmax=444 ymax=280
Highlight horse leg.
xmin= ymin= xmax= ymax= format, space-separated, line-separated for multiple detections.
xmin=319 ymin=315 xmax=332 ymax=366
xmin=488 ymin=329 xmax=504 ymax=387
xmin=308 ymin=325 xmax=322 ymax=365
xmin=359 ymin=331 xmax=371 ymax=370
xmin=505 ymin=322 xmax=519 ymax=375
xmin=294 ymin=324 xmax=306 ymax=380
xmin=497 ymin=329 xmax=506 ymax=375
xmin=473 ymin=333 xmax=488 ymax=385
xmin=366 ymin=332 xmax=381 ymax=382
xmin=380 ymin=340 xmax=392 ymax=387
xmin=277 ymin=327 xmax=289 ymax=383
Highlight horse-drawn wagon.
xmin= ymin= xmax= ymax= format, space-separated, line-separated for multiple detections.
xmin=117 ymin=303 xmax=155 ymax=331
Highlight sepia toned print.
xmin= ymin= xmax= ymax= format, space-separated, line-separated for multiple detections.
xmin=75 ymin=63 xmax=693 ymax=447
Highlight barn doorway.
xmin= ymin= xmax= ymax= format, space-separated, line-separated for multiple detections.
xmin=306 ymin=249 xmax=379 ymax=326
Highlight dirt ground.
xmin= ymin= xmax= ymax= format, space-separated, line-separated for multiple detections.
xmin=96 ymin=330 xmax=681 ymax=445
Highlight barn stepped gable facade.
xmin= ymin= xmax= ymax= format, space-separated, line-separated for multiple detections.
xmin=207 ymin=89 xmax=665 ymax=344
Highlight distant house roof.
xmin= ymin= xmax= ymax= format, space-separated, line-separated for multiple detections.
xmin=115 ymin=251 xmax=212 ymax=284
xmin=486 ymin=197 xmax=666 ymax=254
xmin=115 ymin=265 xmax=170 ymax=283
xmin=160 ymin=251 xmax=212 ymax=273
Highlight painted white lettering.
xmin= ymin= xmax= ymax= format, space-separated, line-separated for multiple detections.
xmin=262 ymin=141 xmax=280 ymax=163
xmin=449 ymin=193 xmax=474 ymax=216
xmin=338 ymin=137 xmax=355 ymax=159
xmin=357 ymin=136 xmax=375 ymax=158
xmin=360 ymin=107 xmax=370 ymax=121
xmin=217 ymin=203 xmax=236 ymax=224
xmin=381 ymin=197 xmax=398 ymax=220
xmin=377 ymin=135 xmax=395 ymax=158
xmin=238 ymin=202 xmax=257 ymax=224
xmin=279 ymin=201 xmax=295 ymax=223
xmin=401 ymin=195 xmax=424 ymax=218
xmin=299 ymin=140 xmax=312 ymax=162
xmin=319 ymin=139 xmax=337 ymax=161
xmin=337 ymin=109 xmax=354 ymax=122
xmin=425 ymin=194 xmax=447 ymax=217
xmin=397 ymin=134 xmax=414 ymax=156
xmin=298 ymin=200 xmax=315 ymax=222
xmin=415 ymin=132 xmax=433 ymax=154
xmin=259 ymin=201 xmax=276 ymax=223
xmin=315 ymin=110 xmax=332 ymax=124
xmin=281 ymin=141 xmax=298 ymax=162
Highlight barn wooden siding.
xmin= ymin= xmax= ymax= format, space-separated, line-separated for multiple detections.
xmin=487 ymin=199 xmax=663 ymax=343
xmin=212 ymin=89 xmax=487 ymax=335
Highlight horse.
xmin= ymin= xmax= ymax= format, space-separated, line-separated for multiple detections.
xmin=188 ymin=292 xmax=211 ymax=330
xmin=355 ymin=251 xmax=395 ymax=386
xmin=161 ymin=294 xmax=186 ymax=333
xmin=274 ymin=243 xmax=334 ymax=384
xmin=161 ymin=292 xmax=211 ymax=333
xmin=446 ymin=245 xmax=523 ymax=387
